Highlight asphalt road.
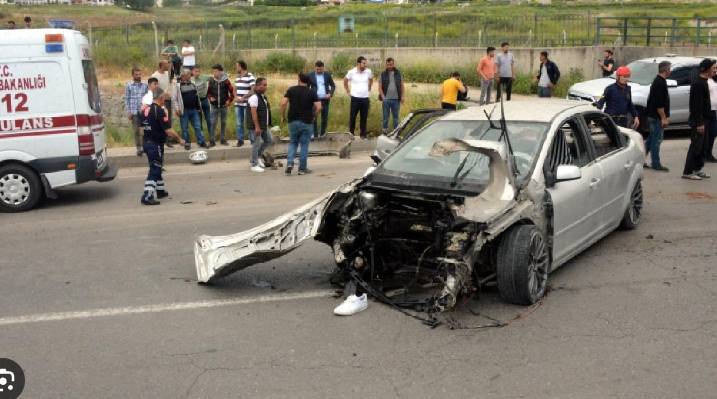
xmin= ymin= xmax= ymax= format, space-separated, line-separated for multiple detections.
xmin=2 ymin=141 xmax=716 ymax=399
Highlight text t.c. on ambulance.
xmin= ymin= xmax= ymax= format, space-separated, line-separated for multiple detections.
xmin=0 ymin=29 xmax=117 ymax=212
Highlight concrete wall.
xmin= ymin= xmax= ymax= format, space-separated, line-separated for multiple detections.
xmin=235 ymin=46 xmax=717 ymax=79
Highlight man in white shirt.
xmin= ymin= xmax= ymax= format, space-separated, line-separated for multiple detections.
xmin=343 ymin=56 xmax=373 ymax=139
xmin=495 ymin=42 xmax=516 ymax=101
xmin=181 ymin=40 xmax=196 ymax=70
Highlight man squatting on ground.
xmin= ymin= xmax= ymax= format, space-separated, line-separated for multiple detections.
xmin=440 ymin=71 xmax=466 ymax=110
xmin=281 ymin=73 xmax=322 ymax=176
xmin=141 ymin=89 xmax=184 ymax=206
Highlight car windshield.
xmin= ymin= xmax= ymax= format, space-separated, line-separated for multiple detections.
xmin=379 ymin=120 xmax=548 ymax=185
xmin=609 ymin=61 xmax=658 ymax=86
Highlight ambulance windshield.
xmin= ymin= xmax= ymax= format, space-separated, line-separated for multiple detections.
xmin=82 ymin=60 xmax=101 ymax=113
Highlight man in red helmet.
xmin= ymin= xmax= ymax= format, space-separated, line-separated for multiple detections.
xmin=594 ymin=66 xmax=640 ymax=129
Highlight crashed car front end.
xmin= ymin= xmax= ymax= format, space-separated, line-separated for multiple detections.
xmin=194 ymin=137 xmax=549 ymax=315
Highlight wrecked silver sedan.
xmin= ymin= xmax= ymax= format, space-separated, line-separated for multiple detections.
xmin=195 ymin=99 xmax=645 ymax=315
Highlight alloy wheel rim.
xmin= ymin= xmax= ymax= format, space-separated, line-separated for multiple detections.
xmin=0 ymin=173 xmax=30 ymax=206
xmin=527 ymin=231 xmax=549 ymax=299
xmin=628 ymin=182 xmax=643 ymax=225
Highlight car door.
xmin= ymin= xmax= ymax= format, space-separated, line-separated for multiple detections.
xmin=667 ymin=65 xmax=698 ymax=125
xmin=545 ymin=117 xmax=605 ymax=265
xmin=581 ymin=112 xmax=633 ymax=230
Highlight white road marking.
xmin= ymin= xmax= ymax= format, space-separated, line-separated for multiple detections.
xmin=0 ymin=290 xmax=335 ymax=326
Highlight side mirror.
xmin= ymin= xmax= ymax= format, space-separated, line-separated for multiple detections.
xmin=666 ymin=79 xmax=678 ymax=88
xmin=556 ymin=165 xmax=581 ymax=182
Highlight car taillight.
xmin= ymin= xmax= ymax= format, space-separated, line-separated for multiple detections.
xmin=76 ymin=115 xmax=95 ymax=156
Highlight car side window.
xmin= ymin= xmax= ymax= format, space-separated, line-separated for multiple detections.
xmin=670 ymin=66 xmax=697 ymax=87
xmin=546 ymin=118 xmax=591 ymax=174
xmin=584 ymin=113 xmax=624 ymax=157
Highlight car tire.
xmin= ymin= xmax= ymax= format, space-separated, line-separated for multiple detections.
xmin=620 ymin=180 xmax=643 ymax=230
xmin=496 ymin=224 xmax=550 ymax=306
xmin=0 ymin=163 xmax=42 ymax=213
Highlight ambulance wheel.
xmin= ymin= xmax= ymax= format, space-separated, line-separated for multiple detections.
xmin=0 ymin=164 xmax=42 ymax=213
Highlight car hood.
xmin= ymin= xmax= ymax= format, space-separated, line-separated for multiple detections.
xmin=569 ymin=78 xmax=650 ymax=104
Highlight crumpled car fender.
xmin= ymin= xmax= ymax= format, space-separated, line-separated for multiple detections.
xmin=193 ymin=180 xmax=361 ymax=283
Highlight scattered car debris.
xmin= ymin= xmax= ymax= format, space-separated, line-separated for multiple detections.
xmin=206 ymin=201 xmax=218 ymax=206
xmin=180 ymin=200 xmax=194 ymax=205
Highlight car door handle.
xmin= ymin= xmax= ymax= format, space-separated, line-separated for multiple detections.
xmin=589 ymin=177 xmax=601 ymax=188
xmin=624 ymin=161 xmax=633 ymax=169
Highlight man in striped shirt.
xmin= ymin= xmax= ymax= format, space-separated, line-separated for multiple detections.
xmin=234 ymin=60 xmax=256 ymax=147
xmin=124 ymin=66 xmax=149 ymax=156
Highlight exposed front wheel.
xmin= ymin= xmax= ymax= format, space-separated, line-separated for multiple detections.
xmin=496 ymin=224 xmax=550 ymax=305
xmin=620 ymin=180 xmax=643 ymax=230
xmin=0 ymin=164 xmax=42 ymax=213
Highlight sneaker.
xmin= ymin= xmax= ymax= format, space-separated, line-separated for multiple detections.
xmin=220 ymin=140 xmax=229 ymax=146
xmin=209 ymin=141 xmax=216 ymax=148
xmin=136 ymin=148 xmax=143 ymax=157
xmin=165 ymin=142 xmax=174 ymax=148
xmin=696 ymin=170 xmax=711 ymax=179
xmin=184 ymin=143 xmax=191 ymax=151
xmin=157 ymin=191 xmax=169 ymax=199
xmin=653 ymin=165 xmax=669 ymax=172
xmin=333 ymin=294 xmax=368 ymax=316
xmin=284 ymin=166 xmax=293 ymax=175
xmin=705 ymin=156 xmax=717 ymax=163
xmin=250 ymin=165 xmax=265 ymax=173
xmin=297 ymin=168 xmax=312 ymax=175
xmin=199 ymin=142 xmax=208 ymax=148
xmin=682 ymin=173 xmax=703 ymax=180
xmin=643 ymin=163 xmax=651 ymax=169
xmin=141 ymin=198 xmax=160 ymax=205
xmin=258 ymin=159 xmax=265 ymax=168
xmin=237 ymin=141 xmax=244 ymax=147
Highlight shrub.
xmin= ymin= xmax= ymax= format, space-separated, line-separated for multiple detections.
xmin=255 ymin=52 xmax=307 ymax=74
xmin=329 ymin=52 xmax=354 ymax=75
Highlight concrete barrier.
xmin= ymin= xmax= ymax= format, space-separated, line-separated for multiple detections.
xmin=108 ymin=132 xmax=374 ymax=168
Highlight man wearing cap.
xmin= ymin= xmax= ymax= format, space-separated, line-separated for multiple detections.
xmin=594 ymin=66 xmax=639 ymax=129
xmin=682 ymin=58 xmax=715 ymax=180
xmin=140 ymin=89 xmax=184 ymax=205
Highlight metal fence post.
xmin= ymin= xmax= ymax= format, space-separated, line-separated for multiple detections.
xmin=152 ymin=21 xmax=159 ymax=60
xmin=646 ymin=18 xmax=652 ymax=47
xmin=595 ymin=17 xmax=601 ymax=46
xmin=670 ymin=18 xmax=676 ymax=47
xmin=622 ymin=18 xmax=628 ymax=46
xmin=432 ymin=13 xmax=437 ymax=48
xmin=291 ymin=19 xmax=296 ymax=50
xmin=696 ymin=17 xmax=702 ymax=47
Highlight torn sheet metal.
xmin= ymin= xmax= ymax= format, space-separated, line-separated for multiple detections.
xmin=194 ymin=192 xmax=333 ymax=283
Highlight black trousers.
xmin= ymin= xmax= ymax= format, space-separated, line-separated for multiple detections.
xmin=349 ymin=96 xmax=369 ymax=138
xmin=496 ymin=77 xmax=513 ymax=102
xmin=683 ymin=126 xmax=706 ymax=175
xmin=314 ymin=99 xmax=331 ymax=138
xmin=441 ymin=102 xmax=457 ymax=110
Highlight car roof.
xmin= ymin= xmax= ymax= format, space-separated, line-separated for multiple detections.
xmin=440 ymin=99 xmax=596 ymax=123
xmin=633 ymin=55 xmax=716 ymax=68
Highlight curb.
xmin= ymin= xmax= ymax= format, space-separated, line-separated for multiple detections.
xmin=108 ymin=133 xmax=377 ymax=168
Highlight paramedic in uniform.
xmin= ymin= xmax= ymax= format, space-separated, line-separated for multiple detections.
xmin=141 ymin=89 xmax=184 ymax=206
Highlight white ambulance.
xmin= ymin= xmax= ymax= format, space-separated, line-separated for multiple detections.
xmin=0 ymin=29 xmax=117 ymax=212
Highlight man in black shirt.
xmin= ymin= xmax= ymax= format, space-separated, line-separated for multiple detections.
xmin=141 ymin=89 xmax=184 ymax=205
xmin=176 ymin=70 xmax=207 ymax=150
xmin=682 ymin=58 xmax=715 ymax=180
xmin=598 ymin=49 xmax=615 ymax=78
xmin=645 ymin=61 xmax=671 ymax=171
xmin=280 ymin=73 xmax=322 ymax=175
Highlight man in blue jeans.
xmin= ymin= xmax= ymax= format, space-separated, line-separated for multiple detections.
xmin=645 ymin=61 xmax=671 ymax=171
xmin=378 ymin=57 xmax=405 ymax=134
xmin=247 ymin=78 xmax=272 ymax=173
xmin=280 ymin=73 xmax=322 ymax=175
xmin=174 ymin=70 xmax=207 ymax=150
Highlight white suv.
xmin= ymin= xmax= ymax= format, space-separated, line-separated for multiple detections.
xmin=568 ymin=55 xmax=712 ymax=133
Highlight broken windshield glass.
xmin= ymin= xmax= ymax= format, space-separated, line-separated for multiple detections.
xmin=380 ymin=120 xmax=548 ymax=183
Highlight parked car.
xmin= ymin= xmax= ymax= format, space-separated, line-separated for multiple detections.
xmin=194 ymin=100 xmax=645 ymax=314
xmin=567 ymin=55 xmax=711 ymax=133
